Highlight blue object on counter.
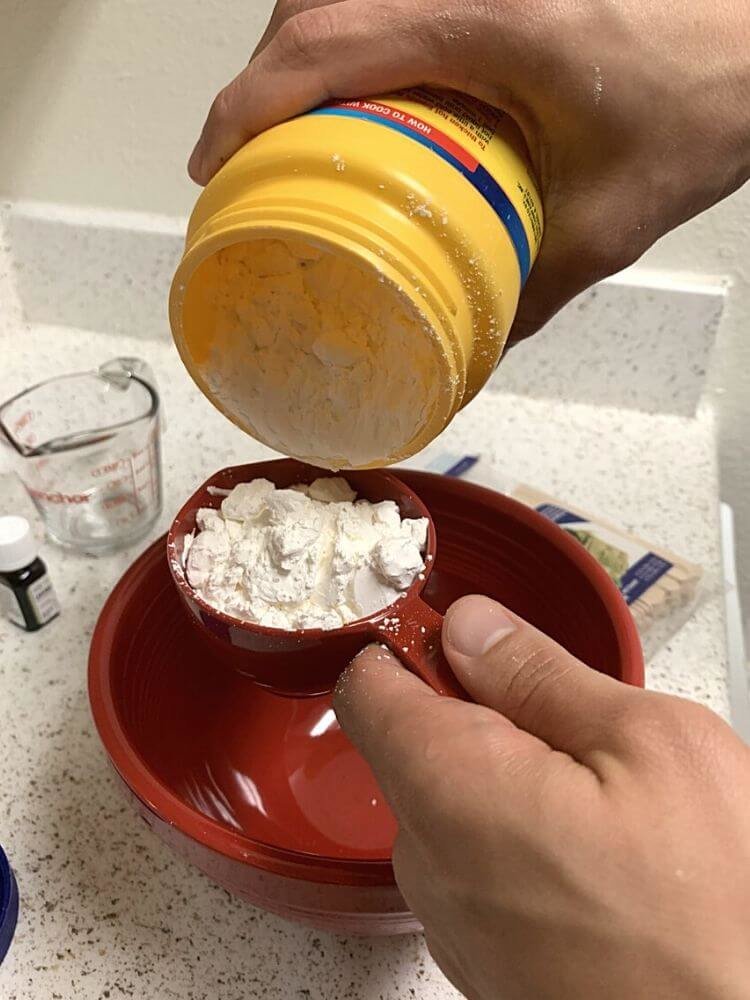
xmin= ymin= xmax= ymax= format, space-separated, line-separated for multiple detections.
xmin=0 ymin=844 xmax=18 ymax=965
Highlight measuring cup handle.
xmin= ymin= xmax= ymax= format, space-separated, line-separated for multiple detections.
xmin=369 ymin=598 xmax=469 ymax=700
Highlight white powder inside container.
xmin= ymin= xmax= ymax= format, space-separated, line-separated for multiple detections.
xmin=185 ymin=477 xmax=429 ymax=631
xmin=190 ymin=238 xmax=440 ymax=470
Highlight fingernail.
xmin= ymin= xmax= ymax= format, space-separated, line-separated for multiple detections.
xmin=347 ymin=643 xmax=397 ymax=672
xmin=357 ymin=642 xmax=395 ymax=658
xmin=446 ymin=596 xmax=515 ymax=657
xmin=336 ymin=644 xmax=395 ymax=698
xmin=187 ymin=141 xmax=205 ymax=182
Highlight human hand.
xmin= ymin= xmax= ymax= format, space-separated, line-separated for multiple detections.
xmin=334 ymin=595 xmax=750 ymax=1000
xmin=188 ymin=0 xmax=749 ymax=341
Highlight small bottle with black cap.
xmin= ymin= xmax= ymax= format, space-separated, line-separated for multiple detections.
xmin=0 ymin=516 xmax=60 ymax=631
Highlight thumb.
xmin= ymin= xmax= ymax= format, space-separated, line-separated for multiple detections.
xmin=443 ymin=595 xmax=638 ymax=765
xmin=333 ymin=643 xmax=548 ymax=828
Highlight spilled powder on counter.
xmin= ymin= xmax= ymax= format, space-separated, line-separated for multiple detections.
xmin=195 ymin=238 xmax=440 ymax=470
xmin=185 ymin=477 xmax=429 ymax=631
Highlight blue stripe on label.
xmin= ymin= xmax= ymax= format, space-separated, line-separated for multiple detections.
xmin=444 ymin=455 xmax=480 ymax=477
xmin=310 ymin=106 xmax=531 ymax=285
xmin=535 ymin=503 xmax=583 ymax=526
xmin=619 ymin=554 xmax=673 ymax=604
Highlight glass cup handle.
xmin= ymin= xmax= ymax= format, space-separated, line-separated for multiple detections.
xmin=98 ymin=357 xmax=165 ymax=432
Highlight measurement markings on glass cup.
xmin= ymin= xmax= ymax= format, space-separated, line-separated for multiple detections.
xmin=88 ymin=441 xmax=159 ymax=523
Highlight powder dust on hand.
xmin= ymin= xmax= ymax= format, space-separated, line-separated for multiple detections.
xmin=194 ymin=239 xmax=440 ymax=470
xmin=184 ymin=476 xmax=429 ymax=631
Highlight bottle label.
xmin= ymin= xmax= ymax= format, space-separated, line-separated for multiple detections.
xmin=0 ymin=579 xmax=26 ymax=627
xmin=533 ymin=503 xmax=673 ymax=603
xmin=27 ymin=573 xmax=60 ymax=625
xmin=309 ymin=88 xmax=542 ymax=285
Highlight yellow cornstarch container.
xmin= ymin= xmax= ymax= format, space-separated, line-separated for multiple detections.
xmin=170 ymin=87 xmax=543 ymax=469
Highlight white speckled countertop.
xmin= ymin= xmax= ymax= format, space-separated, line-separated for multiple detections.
xmin=0 ymin=209 xmax=729 ymax=999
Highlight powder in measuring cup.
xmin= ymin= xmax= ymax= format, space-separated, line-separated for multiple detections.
xmin=197 ymin=239 xmax=440 ymax=470
xmin=185 ymin=477 xmax=429 ymax=630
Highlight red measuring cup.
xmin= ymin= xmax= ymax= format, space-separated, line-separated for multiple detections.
xmin=167 ymin=459 xmax=467 ymax=699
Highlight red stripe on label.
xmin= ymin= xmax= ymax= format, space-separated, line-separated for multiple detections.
xmin=329 ymin=100 xmax=479 ymax=171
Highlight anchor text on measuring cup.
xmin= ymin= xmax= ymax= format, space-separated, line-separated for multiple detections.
xmin=27 ymin=488 xmax=89 ymax=505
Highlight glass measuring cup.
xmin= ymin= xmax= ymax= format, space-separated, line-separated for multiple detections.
xmin=0 ymin=358 xmax=162 ymax=554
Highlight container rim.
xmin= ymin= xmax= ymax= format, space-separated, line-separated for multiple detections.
xmin=168 ymin=207 xmax=463 ymax=470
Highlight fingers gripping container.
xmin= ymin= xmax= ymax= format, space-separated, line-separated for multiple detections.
xmin=170 ymin=88 xmax=543 ymax=468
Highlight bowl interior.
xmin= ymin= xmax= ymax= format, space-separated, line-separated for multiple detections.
xmin=92 ymin=470 xmax=642 ymax=869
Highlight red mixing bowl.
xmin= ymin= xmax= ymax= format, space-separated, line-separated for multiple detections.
xmin=88 ymin=468 xmax=643 ymax=935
